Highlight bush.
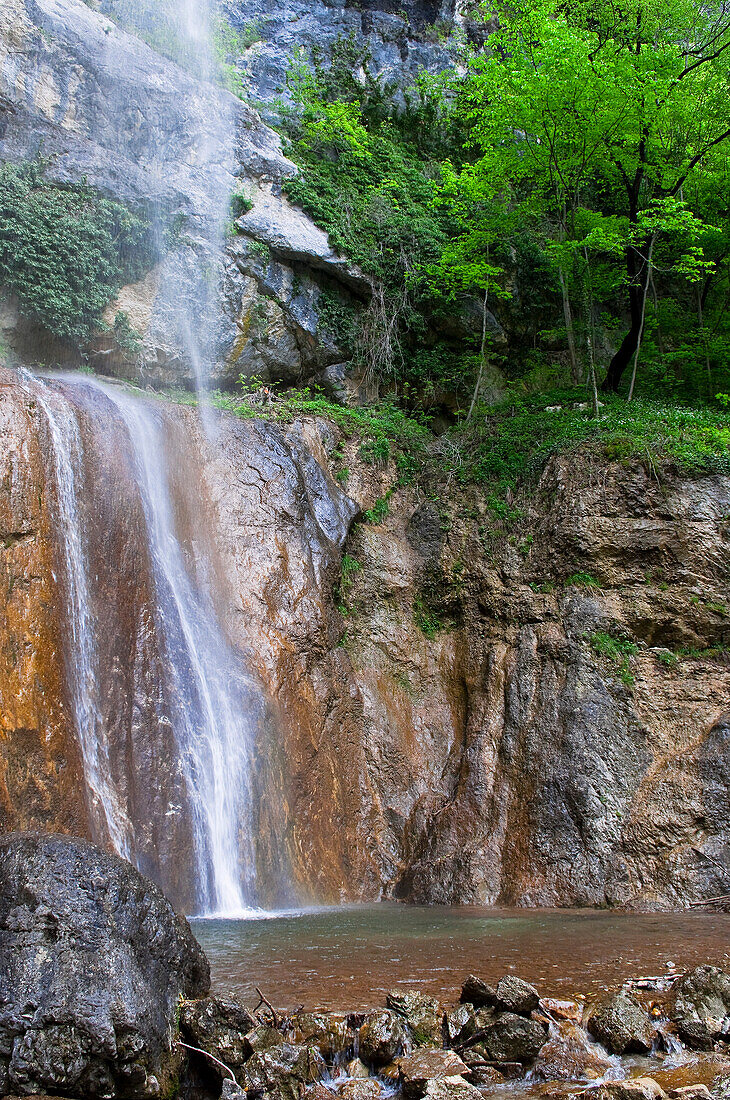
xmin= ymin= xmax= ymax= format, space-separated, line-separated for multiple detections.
xmin=0 ymin=161 xmax=152 ymax=347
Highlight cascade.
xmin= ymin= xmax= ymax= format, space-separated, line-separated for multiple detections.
xmin=26 ymin=371 xmax=263 ymax=916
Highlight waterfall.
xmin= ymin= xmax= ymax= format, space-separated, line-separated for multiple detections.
xmin=26 ymin=371 xmax=262 ymax=916
xmin=20 ymin=373 xmax=133 ymax=857
xmin=102 ymin=383 xmax=259 ymax=916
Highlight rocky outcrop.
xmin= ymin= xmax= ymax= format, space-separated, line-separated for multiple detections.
xmin=0 ymin=831 xmax=209 ymax=1098
xmin=1 ymin=369 xmax=730 ymax=908
xmin=0 ymin=0 xmax=362 ymax=389
xmin=585 ymin=989 xmax=654 ymax=1054
xmin=669 ymin=966 xmax=730 ymax=1049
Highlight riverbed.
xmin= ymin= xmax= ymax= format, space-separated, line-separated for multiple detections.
xmin=193 ymin=904 xmax=730 ymax=1010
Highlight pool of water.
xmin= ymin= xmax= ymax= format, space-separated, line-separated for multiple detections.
xmin=192 ymin=904 xmax=730 ymax=1011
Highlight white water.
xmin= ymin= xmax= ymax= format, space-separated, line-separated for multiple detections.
xmin=100 ymin=382 xmax=259 ymax=915
xmin=21 ymin=374 xmax=133 ymax=855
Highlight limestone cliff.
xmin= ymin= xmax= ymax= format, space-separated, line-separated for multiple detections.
xmin=2 ymin=368 xmax=728 ymax=910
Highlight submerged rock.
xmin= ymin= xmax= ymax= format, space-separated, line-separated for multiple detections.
xmin=338 ymin=1080 xmax=384 ymax=1100
xmin=585 ymin=989 xmax=655 ymax=1054
xmin=358 ymin=1011 xmax=408 ymax=1066
xmin=669 ymin=966 xmax=730 ymax=1049
xmin=0 ymin=832 xmax=209 ymax=1099
xmin=533 ymin=1022 xmax=613 ymax=1081
xmin=387 ymin=990 xmax=444 ymax=1045
xmin=291 ymin=1011 xmax=351 ymax=1061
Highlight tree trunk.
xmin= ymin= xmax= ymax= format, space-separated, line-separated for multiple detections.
xmin=602 ymin=238 xmax=652 ymax=392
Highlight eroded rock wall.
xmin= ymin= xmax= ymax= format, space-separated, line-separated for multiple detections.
xmin=1 ymin=369 xmax=728 ymax=909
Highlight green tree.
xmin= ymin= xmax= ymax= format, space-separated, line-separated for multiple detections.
xmin=446 ymin=0 xmax=730 ymax=393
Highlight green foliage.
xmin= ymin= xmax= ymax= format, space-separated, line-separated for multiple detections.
xmin=413 ymin=596 xmax=442 ymax=639
xmin=363 ymin=491 xmax=393 ymax=524
xmin=590 ymin=632 xmax=638 ymax=685
xmin=112 ymin=310 xmax=142 ymax=356
xmin=566 ymin=572 xmax=602 ymax=590
xmin=0 ymin=161 xmax=152 ymax=346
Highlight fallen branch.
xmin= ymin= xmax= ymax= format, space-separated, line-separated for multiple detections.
xmin=177 ymin=1040 xmax=236 ymax=1082
xmin=689 ymin=894 xmax=730 ymax=907
xmin=254 ymin=987 xmax=280 ymax=1028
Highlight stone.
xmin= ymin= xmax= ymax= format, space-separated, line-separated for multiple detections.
xmin=358 ymin=1011 xmax=408 ymax=1066
xmin=0 ymin=832 xmax=209 ymax=1099
xmin=585 ymin=990 xmax=655 ymax=1054
xmin=496 ymin=975 xmax=541 ymax=1015
xmin=179 ymin=997 xmax=256 ymax=1077
xmin=542 ymin=1000 xmax=583 ymax=1023
xmin=445 ymin=1005 xmax=477 ymax=1045
xmin=396 ymin=1050 xmax=471 ymax=1098
xmin=460 ymin=976 xmax=498 ymax=1008
xmin=668 ymin=1088 xmax=712 ymax=1100
xmin=481 ymin=1013 xmax=549 ymax=1064
xmin=421 ymin=1076 xmax=484 ymax=1100
xmin=221 ymin=1081 xmax=248 ymax=1100
xmin=291 ymin=1012 xmax=351 ymax=1061
xmin=533 ymin=1023 xmax=613 ymax=1081
xmin=242 ymin=1044 xmax=327 ymax=1100
xmin=338 ymin=1080 xmax=384 ymax=1100
xmin=592 ymin=1078 xmax=667 ymax=1100
xmin=345 ymin=1058 xmax=371 ymax=1078
xmin=245 ymin=1026 xmax=287 ymax=1053
xmin=668 ymin=966 xmax=730 ymax=1049
xmin=387 ymin=990 xmax=444 ymax=1044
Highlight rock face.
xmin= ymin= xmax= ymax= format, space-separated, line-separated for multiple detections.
xmin=0 ymin=0 xmax=363 ymax=390
xmin=2 ymin=369 xmax=730 ymax=908
xmin=0 ymin=831 xmax=210 ymax=1098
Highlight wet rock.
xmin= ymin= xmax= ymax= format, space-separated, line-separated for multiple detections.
xmin=481 ymin=1013 xmax=549 ymax=1064
xmin=222 ymin=1080 xmax=248 ymax=1100
xmin=345 ymin=1058 xmax=371 ymax=1078
xmin=649 ymin=1052 xmax=730 ymax=1095
xmin=246 ymin=1026 xmax=290 ymax=1053
xmin=592 ymin=1078 xmax=667 ymax=1100
xmin=0 ymin=832 xmax=209 ymax=1099
xmin=291 ymin=1012 xmax=351 ymax=1061
xmin=542 ymin=1000 xmax=583 ymax=1023
xmin=459 ymin=1045 xmax=506 ymax=1086
xmin=460 ymin=976 xmax=498 ymax=1008
xmin=387 ymin=990 xmax=444 ymax=1045
xmin=396 ymin=1050 xmax=471 ymax=1098
xmin=496 ymin=976 xmax=541 ymax=1015
xmin=338 ymin=1080 xmax=384 ymax=1100
xmin=421 ymin=1076 xmax=483 ymax=1100
xmin=585 ymin=990 xmax=655 ymax=1054
xmin=445 ymin=1005 xmax=477 ymax=1045
xmin=533 ymin=1022 xmax=613 ymax=1081
xmin=669 ymin=966 xmax=730 ymax=1049
xmin=242 ymin=1044 xmax=327 ymax=1100
xmin=358 ymin=1012 xmax=408 ymax=1066
xmin=668 ymin=1087 xmax=712 ymax=1100
xmin=179 ymin=997 xmax=256 ymax=1077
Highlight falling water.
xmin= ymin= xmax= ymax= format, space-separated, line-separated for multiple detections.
xmin=99 ymin=382 xmax=259 ymax=915
xmin=20 ymin=373 xmax=133 ymax=856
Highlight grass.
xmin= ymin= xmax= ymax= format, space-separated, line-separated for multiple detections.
xmin=413 ymin=597 xmax=442 ymax=639
xmin=590 ymin=631 xmax=639 ymax=686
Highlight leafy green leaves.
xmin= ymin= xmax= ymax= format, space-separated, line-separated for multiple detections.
xmin=0 ymin=161 xmax=152 ymax=347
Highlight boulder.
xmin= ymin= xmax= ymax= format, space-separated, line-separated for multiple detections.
xmin=668 ymin=1088 xmax=712 ymax=1100
xmin=244 ymin=1025 xmax=286 ymax=1053
xmin=345 ymin=1058 xmax=371 ymax=1078
xmin=592 ymin=1078 xmax=667 ymax=1100
xmin=291 ymin=1012 xmax=351 ymax=1061
xmin=242 ymin=1043 xmax=327 ymax=1100
xmin=179 ymin=997 xmax=255 ymax=1078
xmin=481 ymin=1013 xmax=549 ymax=1064
xmin=422 ymin=1076 xmax=484 ymax=1100
xmin=387 ymin=990 xmax=444 ymax=1045
xmin=338 ymin=1080 xmax=384 ymax=1100
xmin=396 ymin=1050 xmax=471 ymax=1098
xmin=586 ymin=990 xmax=655 ymax=1054
xmin=669 ymin=966 xmax=730 ymax=1049
xmin=496 ymin=975 xmax=541 ymax=1015
xmin=445 ymin=1005 xmax=477 ymax=1045
xmin=460 ymin=976 xmax=498 ymax=1008
xmin=0 ymin=832 xmax=209 ymax=1099
xmin=358 ymin=1011 xmax=407 ymax=1066
xmin=533 ymin=1022 xmax=613 ymax=1081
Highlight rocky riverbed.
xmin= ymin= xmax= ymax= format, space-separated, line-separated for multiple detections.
xmin=3 ymin=833 xmax=730 ymax=1100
